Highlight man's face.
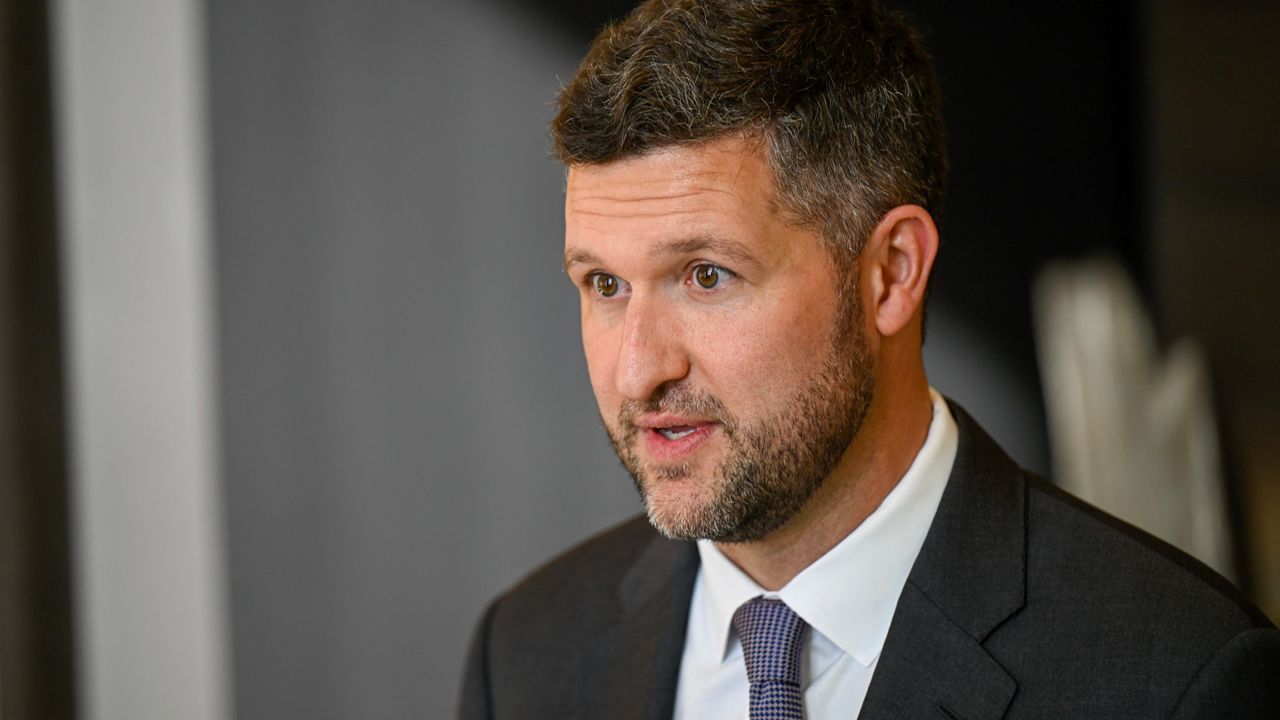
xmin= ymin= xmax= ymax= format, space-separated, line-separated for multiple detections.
xmin=563 ymin=136 xmax=875 ymax=543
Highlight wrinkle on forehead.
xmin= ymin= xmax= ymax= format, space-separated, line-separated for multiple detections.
xmin=568 ymin=172 xmax=744 ymax=209
xmin=565 ymin=139 xmax=778 ymax=221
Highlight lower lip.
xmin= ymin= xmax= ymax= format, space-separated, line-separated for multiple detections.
xmin=642 ymin=424 xmax=719 ymax=462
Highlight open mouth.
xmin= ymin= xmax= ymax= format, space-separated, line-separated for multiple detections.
xmin=656 ymin=426 xmax=698 ymax=440
xmin=633 ymin=415 xmax=720 ymax=462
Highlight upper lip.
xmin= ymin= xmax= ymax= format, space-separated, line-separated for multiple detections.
xmin=633 ymin=414 xmax=717 ymax=430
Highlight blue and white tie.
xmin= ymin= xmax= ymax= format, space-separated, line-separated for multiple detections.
xmin=732 ymin=597 xmax=808 ymax=720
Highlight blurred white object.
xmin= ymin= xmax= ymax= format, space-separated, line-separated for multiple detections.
xmin=53 ymin=0 xmax=232 ymax=718
xmin=1033 ymin=257 xmax=1233 ymax=579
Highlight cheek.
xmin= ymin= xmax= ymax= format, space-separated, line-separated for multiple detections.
xmin=691 ymin=290 xmax=837 ymax=405
xmin=581 ymin=322 xmax=620 ymax=413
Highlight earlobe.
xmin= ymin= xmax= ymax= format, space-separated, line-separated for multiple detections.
xmin=868 ymin=205 xmax=939 ymax=337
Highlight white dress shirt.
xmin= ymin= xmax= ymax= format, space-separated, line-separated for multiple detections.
xmin=672 ymin=389 xmax=958 ymax=720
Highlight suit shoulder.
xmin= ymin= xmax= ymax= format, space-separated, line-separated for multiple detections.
xmin=1022 ymin=473 xmax=1272 ymax=635
xmin=488 ymin=515 xmax=667 ymax=625
xmin=468 ymin=515 xmax=696 ymax=716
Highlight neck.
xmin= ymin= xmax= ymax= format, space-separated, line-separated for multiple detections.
xmin=714 ymin=367 xmax=933 ymax=591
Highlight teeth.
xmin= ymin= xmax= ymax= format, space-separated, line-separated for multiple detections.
xmin=658 ymin=427 xmax=696 ymax=440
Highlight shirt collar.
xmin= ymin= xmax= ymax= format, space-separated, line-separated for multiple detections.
xmin=696 ymin=388 xmax=958 ymax=667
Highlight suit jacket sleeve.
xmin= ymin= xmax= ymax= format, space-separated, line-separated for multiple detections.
xmin=1170 ymin=626 xmax=1280 ymax=718
xmin=459 ymin=598 xmax=500 ymax=720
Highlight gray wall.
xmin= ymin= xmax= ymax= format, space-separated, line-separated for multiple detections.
xmin=206 ymin=2 xmax=637 ymax=717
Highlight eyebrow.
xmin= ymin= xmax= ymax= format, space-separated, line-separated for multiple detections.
xmin=563 ymin=248 xmax=604 ymax=273
xmin=563 ymin=235 xmax=761 ymax=274
xmin=651 ymin=236 xmax=759 ymax=266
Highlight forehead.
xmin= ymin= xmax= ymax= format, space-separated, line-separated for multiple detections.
xmin=564 ymin=136 xmax=780 ymax=241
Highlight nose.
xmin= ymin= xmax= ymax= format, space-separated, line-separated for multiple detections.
xmin=614 ymin=293 xmax=689 ymax=402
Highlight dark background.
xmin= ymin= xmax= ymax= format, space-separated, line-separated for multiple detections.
xmin=2 ymin=1 xmax=1276 ymax=718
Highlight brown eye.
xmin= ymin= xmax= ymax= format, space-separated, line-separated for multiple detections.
xmin=694 ymin=265 xmax=721 ymax=289
xmin=593 ymin=273 xmax=619 ymax=297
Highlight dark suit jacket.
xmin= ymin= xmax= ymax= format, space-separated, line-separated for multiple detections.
xmin=460 ymin=404 xmax=1280 ymax=718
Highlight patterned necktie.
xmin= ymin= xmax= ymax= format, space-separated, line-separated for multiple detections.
xmin=732 ymin=597 xmax=808 ymax=720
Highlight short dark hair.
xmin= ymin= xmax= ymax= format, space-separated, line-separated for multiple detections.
xmin=552 ymin=0 xmax=946 ymax=262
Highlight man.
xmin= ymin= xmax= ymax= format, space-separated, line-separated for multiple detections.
xmin=460 ymin=0 xmax=1280 ymax=717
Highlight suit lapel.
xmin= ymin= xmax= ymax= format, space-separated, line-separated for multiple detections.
xmin=859 ymin=402 xmax=1027 ymax=720
xmin=577 ymin=532 xmax=698 ymax=720
xmin=859 ymin=584 xmax=1016 ymax=719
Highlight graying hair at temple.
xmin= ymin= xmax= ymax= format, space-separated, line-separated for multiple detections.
xmin=551 ymin=0 xmax=948 ymax=262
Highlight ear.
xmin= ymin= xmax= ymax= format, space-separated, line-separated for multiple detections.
xmin=864 ymin=205 xmax=939 ymax=337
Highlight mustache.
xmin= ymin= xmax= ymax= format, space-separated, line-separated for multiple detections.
xmin=617 ymin=383 xmax=737 ymax=437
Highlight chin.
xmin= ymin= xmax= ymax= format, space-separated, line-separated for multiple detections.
xmin=638 ymin=471 xmax=726 ymax=540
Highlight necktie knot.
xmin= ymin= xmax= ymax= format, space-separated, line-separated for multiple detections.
xmin=732 ymin=597 xmax=807 ymax=719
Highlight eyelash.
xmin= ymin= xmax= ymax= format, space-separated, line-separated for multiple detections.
xmin=687 ymin=263 xmax=735 ymax=290
xmin=582 ymin=264 xmax=737 ymax=299
xmin=585 ymin=272 xmax=628 ymax=299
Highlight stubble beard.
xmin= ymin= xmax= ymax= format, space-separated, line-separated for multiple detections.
xmin=603 ymin=292 xmax=875 ymax=544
